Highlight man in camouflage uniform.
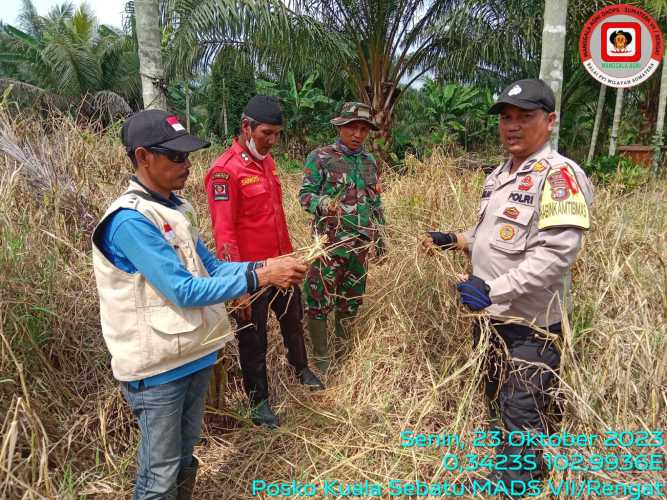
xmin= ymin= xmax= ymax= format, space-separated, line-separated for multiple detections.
xmin=299 ymin=102 xmax=385 ymax=371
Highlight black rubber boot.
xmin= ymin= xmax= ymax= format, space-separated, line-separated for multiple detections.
xmin=251 ymin=399 xmax=280 ymax=428
xmin=176 ymin=456 xmax=198 ymax=500
xmin=298 ymin=366 xmax=325 ymax=390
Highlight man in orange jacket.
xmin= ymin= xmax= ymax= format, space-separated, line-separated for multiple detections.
xmin=205 ymin=96 xmax=323 ymax=428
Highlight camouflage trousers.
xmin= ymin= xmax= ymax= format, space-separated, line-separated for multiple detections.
xmin=304 ymin=239 xmax=370 ymax=320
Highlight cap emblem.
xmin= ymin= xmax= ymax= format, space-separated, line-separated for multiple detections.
xmin=508 ymin=85 xmax=522 ymax=96
xmin=166 ymin=116 xmax=185 ymax=132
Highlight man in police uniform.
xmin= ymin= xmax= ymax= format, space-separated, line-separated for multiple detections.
xmin=299 ymin=102 xmax=386 ymax=371
xmin=205 ymin=96 xmax=323 ymax=428
xmin=423 ymin=79 xmax=593 ymax=491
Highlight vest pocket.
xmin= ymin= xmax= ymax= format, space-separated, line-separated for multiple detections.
xmin=489 ymin=205 xmax=534 ymax=254
xmin=146 ymin=304 xmax=203 ymax=334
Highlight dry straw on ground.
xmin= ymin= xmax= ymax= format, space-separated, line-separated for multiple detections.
xmin=0 ymin=111 xmax=665 ymax=499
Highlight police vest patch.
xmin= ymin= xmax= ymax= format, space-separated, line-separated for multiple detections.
xmin=538 ymin=166 xmax=590 ymax=230
xmin=508 ymin=191 xmax=535 ymax=205
xmin=518 ymin=175 xmax=534 ymax=191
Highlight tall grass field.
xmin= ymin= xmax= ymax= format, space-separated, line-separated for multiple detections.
xmin=0 ymin=112 xmax=665 ymax=499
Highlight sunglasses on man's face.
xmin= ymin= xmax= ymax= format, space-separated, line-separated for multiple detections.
xmin=147 ymin=146 xmax=189 ymax=163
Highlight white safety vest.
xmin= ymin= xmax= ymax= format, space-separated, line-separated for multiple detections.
xmin=92 ymin=180 xmax=233 ymax=381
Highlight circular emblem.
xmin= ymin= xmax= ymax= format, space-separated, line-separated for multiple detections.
xmin=532 ymin=162 xmax=546 ymax=173
xmin=579 ymin=4 xmax=664 ymax=88
xmin=499 ymin=225 xmax=515 ymax=241
xmin=552 ymin=187 xmax=569 ymax=201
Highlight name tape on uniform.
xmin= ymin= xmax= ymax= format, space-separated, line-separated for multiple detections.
xmin=241 ymin=176 xmax=261 ymax=186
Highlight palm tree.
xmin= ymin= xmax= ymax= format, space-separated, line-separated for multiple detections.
xmin=587 ymin=83 xmax=607 ymax=163
xmin=539 ymin=0 xmax=568 ymax=148
xmin=645 ymin=0 xmax=667 ymax=173
xmin=609 ymin=87 xmax=623 ymax=156
xmin=0 ymin=1 xmax=140 ymax=113
xmin=134 ymin=0 xmax=167 ymax=109
xmin=166 ymin=0 xmax=485 ymax=148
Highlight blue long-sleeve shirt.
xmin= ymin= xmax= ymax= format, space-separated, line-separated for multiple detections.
xmin=97 ymin=180 xmax=261 ymax=387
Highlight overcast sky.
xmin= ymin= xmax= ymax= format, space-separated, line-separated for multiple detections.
xmin=1 ymin=0 xmax=126 ymax=29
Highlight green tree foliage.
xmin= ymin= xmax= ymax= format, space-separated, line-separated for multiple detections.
xmin=0 ymin=1 xmax=140 ymax=112
xmin=391 ymin=79 xmax=497 ymax=159
xmin=165 ymin=0 xmax=472 ymax=149
xmin=167 ymin=79 xmax=209 ymax=134
xmin=206 ymin=46 xmax=256 ymax=140
xmin=257 ymin=71 xmax=336 ymax=154
xmin=585 ymin=155 xmax=649 ymax=190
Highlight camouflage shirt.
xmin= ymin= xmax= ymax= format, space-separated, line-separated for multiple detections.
xmin=299 ymin=143 xmax=385 ymax=243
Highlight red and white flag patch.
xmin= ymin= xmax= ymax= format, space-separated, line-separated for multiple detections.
xmin=166 ymin=116 xmax=185 ymax=132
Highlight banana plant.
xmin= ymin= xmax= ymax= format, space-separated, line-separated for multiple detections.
xmin=257 ymin=71 xmax=334 ymax=145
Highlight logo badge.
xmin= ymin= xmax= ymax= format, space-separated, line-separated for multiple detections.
xmin=499 ymin=225 xmax=515 ymax=241
xmin=508 ymin=85 xmax=522 ymax=96
xmin=166 ymin=116 xmax=185 ymax=132
xmin=532 ymin=162 xmax=546 ymax=173
xmin=503 ymin=207 xmax=520 ymax=219
xmin=518 ymin=176 xmax=534 ymax=191
xmin=213 ymin=182 xmax=229 ymax=201
xmin=547 ymin=171 xmax=570 ymax=201
xmin=579 ymin=4 xmax=663 ymax=88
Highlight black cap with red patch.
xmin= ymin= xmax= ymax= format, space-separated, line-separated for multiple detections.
xmin=121 ymin=109 xmax=210 ymax=153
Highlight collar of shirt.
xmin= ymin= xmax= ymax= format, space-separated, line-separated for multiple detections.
xmin=496 ymin=141 xmax=552 ymax=187
xmin=510 ymin=141 xmax=552 ymax=174
xmin=335 ymin=139 xmax=364 ymax=156
xmin=231 ymin=138 xmax=269 ymax=171
xmin=130 ymin=175 xmax=183 ymax=208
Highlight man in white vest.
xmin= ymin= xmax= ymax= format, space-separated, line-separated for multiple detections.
xmin=92 ymin=109 xmax=307 ymax=499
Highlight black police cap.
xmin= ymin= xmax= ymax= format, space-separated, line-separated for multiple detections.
xmin=488 ymin=79 xmax=556 ymax=115
xmin=121 ymin=109 xmax=210 ymax=153
xmin=243 ymin=95 xmax=284 ymax=125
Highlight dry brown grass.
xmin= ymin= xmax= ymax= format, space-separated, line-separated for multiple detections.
xmin=0 ymin=112 xmax=665 ymax=499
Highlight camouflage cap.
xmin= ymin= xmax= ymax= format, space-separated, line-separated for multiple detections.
xmin=330 ymin=102 xmax=379 ymax=130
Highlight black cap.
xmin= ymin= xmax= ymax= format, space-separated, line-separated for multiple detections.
xmin=488 ymin=79 xmax=556 ymax=114
xmin=243 ymin=95 xmax=284 ymax=125
xmin=121 ymin=109 xmax=210 ymax=153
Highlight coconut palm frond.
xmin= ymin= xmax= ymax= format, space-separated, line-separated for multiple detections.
xmin=164 ymin=0 xmax=349 ymax=80
xmin=1 ymin=1 xmax=139 ymax=105
xmin=86 ymin=90 xmax=133 ymax=118
xmin=0 ymin=78 xmax=46 ymax=97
